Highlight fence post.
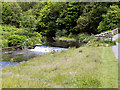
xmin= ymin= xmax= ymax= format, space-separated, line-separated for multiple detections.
xmin=118 ymin=26 xmax=120 ymax=33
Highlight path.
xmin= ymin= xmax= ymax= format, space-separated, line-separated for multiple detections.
xmin=112 ymin=34 xmax=120 ymax=62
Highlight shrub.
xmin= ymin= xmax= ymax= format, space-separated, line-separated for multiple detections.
xmin=14 ymin=28 xmax=28 ymax=36
xmin=76 ymin=33 xmax=90 ymax=42
xmin=2 ymin=39 xmax=8 ymax=48
xmin=55 ymin=29 xmax=67 ymax=38
xmin=8 ymin=35 xmax=25 ymax=48
xmin=86 ymin=40 xmax=116 ymax=47
xmin=68 ymin=33 xmax=74 ymax=38
xmin=100 ymin=40 xmax=116 ymax=46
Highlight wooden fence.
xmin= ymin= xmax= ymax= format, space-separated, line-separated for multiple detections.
xmin=94 ymin=28 xmax=118 ymax=41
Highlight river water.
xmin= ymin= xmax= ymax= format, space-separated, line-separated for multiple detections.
xmin=0 ymin=46 xmax=67 ymax=68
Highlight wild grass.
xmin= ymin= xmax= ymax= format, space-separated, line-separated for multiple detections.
xmin=59 ymin=36 xmax=75 ymax=41
xmin=2 ymin=47 xmax=118 ymax=88
xmin=115 ymin=38 xmax=120 ymax=43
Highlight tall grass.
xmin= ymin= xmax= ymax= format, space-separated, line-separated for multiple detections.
xmin=2 ymin=47 xmax=118 ymax=88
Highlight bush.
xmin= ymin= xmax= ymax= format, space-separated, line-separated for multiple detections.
xmin=8 ymin=35 xmax=25 ymax=48
xmin=14 ymin=28 xmax=28 ymax=36
xmin=100 ymin=40 xmax=116 ymax=46
xmin=86 ymin=40 xmax=116 ymax=47
xmin=76 ymin=33 xmax=90 ymax=42
xmin=2 ymin=25 xmax=42 ymax=48
xmin=2 ymin=39 xmax=8 ymax=48
xmin=55 ymin=29 xmax=67 ymax=38
xmin=68 ymin=33 xmax=75 ymax=38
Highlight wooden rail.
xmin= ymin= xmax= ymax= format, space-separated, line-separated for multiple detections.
xmin=94 ymin=28 xmax=118 ymax=41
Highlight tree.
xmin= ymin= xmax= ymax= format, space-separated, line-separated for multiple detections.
xmin=19 ymin=14 xmax=37 ymax=32
xmin=87 ymin=3 xmax=108 ymax=34
xmin=8 ymin=35 xmax=25 ymax=48
xmin=97 ymin=5 xmax=120 ymax=33
xmin=64 ymin=2 xmax=84 ymax=34
xmin=77 ymin=3 xmax=114 ymax=34
xmin=2 ymin=2 xmax=22 ymax=27
xmin=38 ymin=2 xmax=67 ymax=38
xmin=17 ymin=2 xmax=36 ymax=12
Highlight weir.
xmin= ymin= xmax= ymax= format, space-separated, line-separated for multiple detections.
xmin=1 ymin=46 xmax=67 ymax=68
xmin=30 ymin=46 xmax=67 ymax=53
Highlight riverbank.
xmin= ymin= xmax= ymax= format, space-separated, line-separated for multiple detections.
xmin=2 ymin=46 xmax=118 ymax=88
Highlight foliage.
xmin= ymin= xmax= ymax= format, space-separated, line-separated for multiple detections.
xmin=59 ymin=36 xmax=75 ymax=41
xmin=77 ymin=3 xmax=108 ymax=34
xmin=2 ymin=25 xmax=42 ymax=48
xmin=55 ymin=29 xmax=67 ymax=38
xmin=115 ymin=38 xmax=120 ymax=43
xmin=76 ymin=33 xmax=90 ymax=42
xmin=20 ymin=15 xmax=37 ymax=32
xmin=97 ymin=5 xmax=120 ymax=33
xmin=38 ymin=2 xmax=67 ymax=37
xmin=2 ymin=2 xmax=22 ymax=27
xmin=18 ymin=2 xmax=36 ymax=12
xmin=2 ymin=2 xmax=120 ymax=45
xmin=8 ymin=35 xmax=25 ymax=48
xmin=63 ymin=2 xmax=84 ymax=34
xmin=86 ymin=40 xmax=116 ymax=47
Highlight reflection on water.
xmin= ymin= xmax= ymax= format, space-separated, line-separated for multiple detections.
xmin=1 ymin=46 xmax=67 ymax=68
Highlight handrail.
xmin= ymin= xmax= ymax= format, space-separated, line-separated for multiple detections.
xmin=94 ymin=28 xmax=118 ymax=41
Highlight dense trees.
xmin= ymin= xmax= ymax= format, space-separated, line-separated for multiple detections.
xmin=2 ymin=2 xmax=120 ymax=38
xmin=37 ymin=2 xmax=68 ymax=37
xmin=63 ymin=2 xmax=84 ymax=34
xmin=97 ymin=5 xmax=120 ymax=33
xmin=2 ymin=2 xmax=22 ymax=27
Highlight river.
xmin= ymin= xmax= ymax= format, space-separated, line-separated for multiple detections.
xmin=0 ymin=46 xmax=67 ymax=68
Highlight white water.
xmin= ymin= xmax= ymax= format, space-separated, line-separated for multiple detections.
xmin=30 ymin=46 xmax=67 ymax=53
xmin=1 ymin=46 xmax=67 ymax=69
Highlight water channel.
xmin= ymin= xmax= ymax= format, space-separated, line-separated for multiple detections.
xmin=1 ymin=46 xmax=67 ymax=68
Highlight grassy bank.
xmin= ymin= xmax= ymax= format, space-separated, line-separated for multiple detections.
xmin=2 ymin=46 xmax=118 ymax=88
xmin=115 ymin=38 xmax=120 ymax=43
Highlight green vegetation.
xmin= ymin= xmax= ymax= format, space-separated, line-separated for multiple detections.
xmin=2 ymin=25 xmax=42 ymax=48
xmin=2 ymin=2 xmax=120 ymax=48
xmin=59 ymin=37 xmax=75 ymax=41
xmin=58 ymin=33 xmax=90 ymax=42
xmin=1 ymin=2 xmax=119 ymax=88
xmin=8 ymin=35 xmax=25 ymax=48
xmin=2 ymin=46 xmax=118 ymax=88
xmin=86 ymin=40 xmax=116 ymax=47
xmin=97 ymin=5 xmax=120 ymax=33
xmin=115 ymin=38 xmax=120 ymax=43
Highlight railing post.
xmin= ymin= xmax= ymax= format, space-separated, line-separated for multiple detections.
xmin=111 ymin=37 xmax=112 ymax=41
xmin=118 ymin=26 xmax=120 ymax=33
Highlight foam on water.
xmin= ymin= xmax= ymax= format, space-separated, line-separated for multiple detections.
xmin=1 ymin=46 xmax=67 ymax=68
xmin=30 ymin=46 xmax=67 ymax=53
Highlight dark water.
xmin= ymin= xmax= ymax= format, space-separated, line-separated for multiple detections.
xmin=1 ymin=46 xmax=67 ymax=68
xmin=42 ymin=37 xmax=87 ymax=48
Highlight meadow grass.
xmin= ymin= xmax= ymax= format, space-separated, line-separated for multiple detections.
xmin=59 ymin=36 xmax=75 ymax=41
xmin=115 ymin=38 xmax=120 ymax=43
xmin=2 ymin=46 xmax=118 ymax=88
